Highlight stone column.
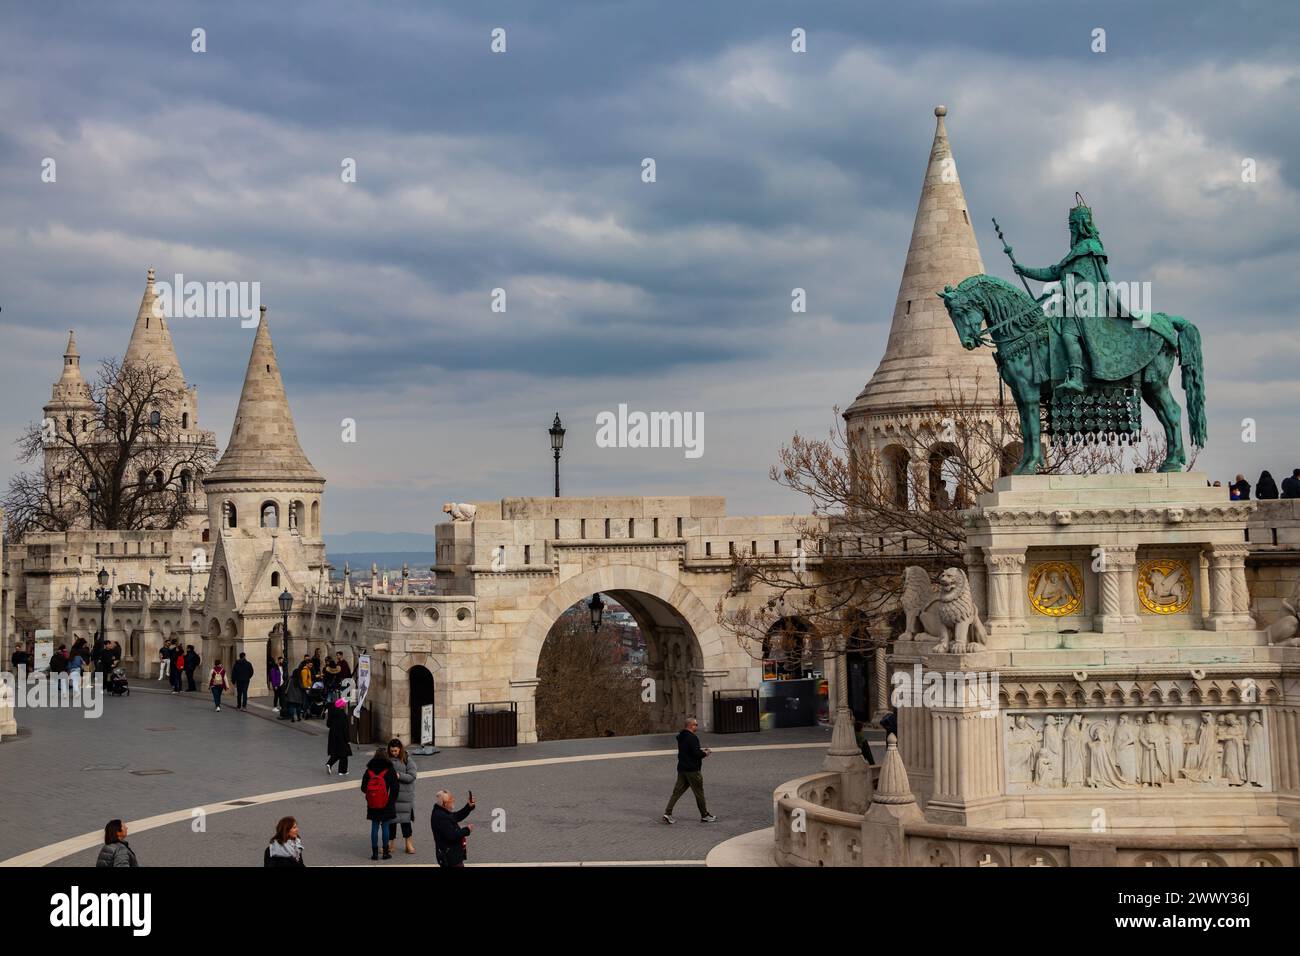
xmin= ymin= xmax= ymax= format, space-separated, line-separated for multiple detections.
xmin=1228 ymin=546 xmax=1254 ymax=627
xmin=1207 ymin=545 xmax=1243 ymax=630
xmin=965 ymin=549 xmax=987 ymax=621
xmin=984 ymin=548 xmax=1026 ymax=640
xmin=1095 ymin=545 xmax=1136 ymax=632
xmin=870 ymin=622 xmax=892 ymax=724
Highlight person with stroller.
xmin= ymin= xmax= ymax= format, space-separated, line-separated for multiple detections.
xmin=387 ymin=738 xmax=419 ymax=855
xmin=361 ymin=747 xmax=400 ymax=860
xmin=209 ymin=660 xmax=229 ymax=712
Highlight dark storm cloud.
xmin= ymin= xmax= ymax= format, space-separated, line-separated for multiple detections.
xmin=2 ymin=1 xmax=1298 ymax=529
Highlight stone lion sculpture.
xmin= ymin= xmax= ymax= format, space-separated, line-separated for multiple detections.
xmin=900 ymin=566 xmax=988 ymax=654
xmin=442 ymin=502 xmax=477 ymax=522
xmin=898 ymin=566 xmax=935 ymax=640
xmin=1266 ymin=578 xmax=1300 ymax=647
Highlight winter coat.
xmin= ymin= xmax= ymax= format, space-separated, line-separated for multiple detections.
xmin=264 ymin=838 xmax=305 ymax=868
xmin=209 ymin=666 xmax=229 ymax=690
xmin=430 ymin=803 xmax=473 ymax=866
xmin=391 ymin=754 xmax=418 ymax=820
xmin=185 ymin=651 xmax=201 ymax=673
xmin=1258 ymin=472 xmax=1280 ymax=500
xmin=326 ymin=705 xmax=353 ymax=759
xmin=361 ymin=756 xmax=399 ymax=821
xmin=269 ymin=665 xmax=283 ymax=689
xmin=95 ymin=842 xmax=138 ymax=868
xmin=285 ymin=671 xmax=307 ymax=705
xmin=231 ymin=659 xmax=254 ymax=685
xmin=675 ymin=729 xmax=708 ymax=773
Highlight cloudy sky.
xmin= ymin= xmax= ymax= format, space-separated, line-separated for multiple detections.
xmin=2 ymin=1 xmax=1297 ymax=535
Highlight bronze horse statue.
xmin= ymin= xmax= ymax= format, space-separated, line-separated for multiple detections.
xmin=939 ymin=274 xmax=1206 ymax=474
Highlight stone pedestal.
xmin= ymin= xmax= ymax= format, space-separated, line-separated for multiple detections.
xmin=891 ymin=473 xmax=1300 ymax=838
xmin=0 ymin=696 xmax=15 ymax=739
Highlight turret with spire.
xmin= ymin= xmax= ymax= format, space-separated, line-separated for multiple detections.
xmin=843 ymin=106 xmax=1003 ymax=505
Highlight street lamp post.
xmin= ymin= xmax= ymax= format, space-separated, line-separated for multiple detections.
xmin=588 ymin=592 xmax=605 ymax=633
xmin=94 ymin=567 xmax=111 ymax=646
xmin=278 ymin=588 xmax=294 ymax=717
xmin=549 ymin=413 xmax=565 ymax=497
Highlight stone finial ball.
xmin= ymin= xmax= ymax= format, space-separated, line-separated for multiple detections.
xmin=934 ymin=105 xmax=947 ymax=117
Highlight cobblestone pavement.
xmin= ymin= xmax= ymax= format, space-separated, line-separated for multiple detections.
xmin=0 ymin=684 xmax=875 ymax=866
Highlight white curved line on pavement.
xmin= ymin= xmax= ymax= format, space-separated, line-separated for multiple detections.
xmin=1 ymin=742 xmax=823 ymax=867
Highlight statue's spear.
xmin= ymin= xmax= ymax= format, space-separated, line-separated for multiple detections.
xmin=992 ymin=217 xmax=1038 ymax=300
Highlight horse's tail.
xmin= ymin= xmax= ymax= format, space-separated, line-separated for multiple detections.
xmin=1172 ymin=315 xmax=1207 ymax=448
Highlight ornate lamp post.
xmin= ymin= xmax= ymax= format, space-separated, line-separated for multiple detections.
xmin=588 ymin=592 xmax=605 ymax=633
xmin=94 ymin=566 xmax=111 ymax=645
xmin=549 ymin=413 xmax=565 ymax=497
xmin=278 ymin=588 xmax=294 ymax=716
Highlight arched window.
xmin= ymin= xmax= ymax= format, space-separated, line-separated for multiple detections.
xmin=181 ymin=412 xmax=189 ymax=429
xmin=65 ymin=417 xmax=73 ymax=434
xmin=310 ymin=501 xmax=319 ymax=537
xmin=81 ymin=418 xmax=88 ymax=432
xmin=271 ymin=571 xmax=280 ymax=588
xmin=260 ymin=501 xmax=279 ymax=528
xmin=201 ymin=528 xmax=210 ymax=543
xmin=149 ymin=410 xmax=161 ymax=427
xmin=138 ymin=470 xmax=148 ymax=488
xmin=153 ymin=470 xmax=165 ymax=491
xmin=223 ymin=500 xmax=237 ymax=528
xmin=289 ymin=500 xmax=303 ymax=532
xmin=180 ymin=470 xmax=192 ymax=493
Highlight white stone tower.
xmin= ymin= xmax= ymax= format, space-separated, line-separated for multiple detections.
xmin=200 ymin=305 xmax=326 ymax=677
xmin=41 ymin=330 xmax=97 ymax=521
xmin=843 ymin=106 xmax=1003 ymax=508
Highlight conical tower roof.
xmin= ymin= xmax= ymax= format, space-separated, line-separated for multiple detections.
xmin=48 ymin=330 xmax=94 ymax=409
xmin=846 ymin=106 xmax=999 ymax=417
xmin=206 ymin=306 xmax=323 ymax=484
xmin=123 ymin=268 xmax=185 ymax=382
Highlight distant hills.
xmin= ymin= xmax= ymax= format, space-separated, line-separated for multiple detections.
xmin=323 ymin=532 xmax=437 ymax=579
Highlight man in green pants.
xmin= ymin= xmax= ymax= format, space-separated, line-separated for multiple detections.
xmin=662 ymin=716 xmax=717 ymax=824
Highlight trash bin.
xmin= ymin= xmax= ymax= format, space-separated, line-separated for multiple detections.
xmin=468 ymin=701 xmax=518 ymax=748
xmin=712 ymin=689 xmax=760 ymax=734
xmin=351 ymin=704 xmax=374 ymax=746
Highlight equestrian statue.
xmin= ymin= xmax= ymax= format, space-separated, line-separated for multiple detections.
xmin=937 ymin=195 xmax=1206 ymax=475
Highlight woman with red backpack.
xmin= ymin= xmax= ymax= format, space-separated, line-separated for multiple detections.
xmin=361 ymin=747 xmax=399 ymax=860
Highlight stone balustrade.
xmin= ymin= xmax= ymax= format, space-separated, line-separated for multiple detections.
xmin=773 ymin=771 xmax=1300 ymax=866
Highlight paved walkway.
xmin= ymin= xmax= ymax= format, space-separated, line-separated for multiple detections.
xmin=0 ymin=683 xmax=871 ymax=866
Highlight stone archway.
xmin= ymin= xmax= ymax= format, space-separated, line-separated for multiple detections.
xmin=514 ymin=565 xmax=724 ymax=743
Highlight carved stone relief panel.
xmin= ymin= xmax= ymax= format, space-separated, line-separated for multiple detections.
xmin=1002 ymin=708 xmax=1270 ymax=794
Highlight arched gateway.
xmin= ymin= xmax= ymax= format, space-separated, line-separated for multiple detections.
xmin=365 ymin=495 xmax=844 ymax=746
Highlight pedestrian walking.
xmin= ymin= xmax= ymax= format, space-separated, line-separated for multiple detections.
xmin=209 ymin=661 xmax=229 ymax=712
xmin=184 ymin=644 xmax=201 ymax=692
xmin=326 ymin=698 xmax=353 ymax=775
xmin=231 ymin=652 xmax=254 ymax=710
xmin=264 ymin=817 xmax=305 ymax=868
xmin=95 ymin=820 xmax=138 ymax=868
xmin=170 ymin=644 xmax=185 ymax=694
xmin=430 ymin=789 xmax=475 ymax=867
xmin=9 ymin=644 xmax=29 ymax=673
xmin=386 ymin=738 xmax=419 ymax=855
xmin=661 ymin=716 xmax=716 ymax=824
xmin=361 ymin=747 xmax=400 ymax=860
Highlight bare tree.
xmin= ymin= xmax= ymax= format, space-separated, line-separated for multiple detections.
xmin=718 ymin=374 xmax=1194 ymax=668
xmin=3 ymin=358 xmax=215 ymax=539
xmin=535 ymin=609 xmax=655 ymax=741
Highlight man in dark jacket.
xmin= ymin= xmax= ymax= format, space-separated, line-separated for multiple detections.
xmin=231 ymin=652 xmax=254 ymax=710
xmin=1282 ymin=469 xmax=1300 ymax=500
xmin=661 ymin=717 xmax=716 ymax=824
xmin=430 ymin=789 xmax=475 ymax=867
xmin=184 ymin=645 xmax=201 ymax=691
